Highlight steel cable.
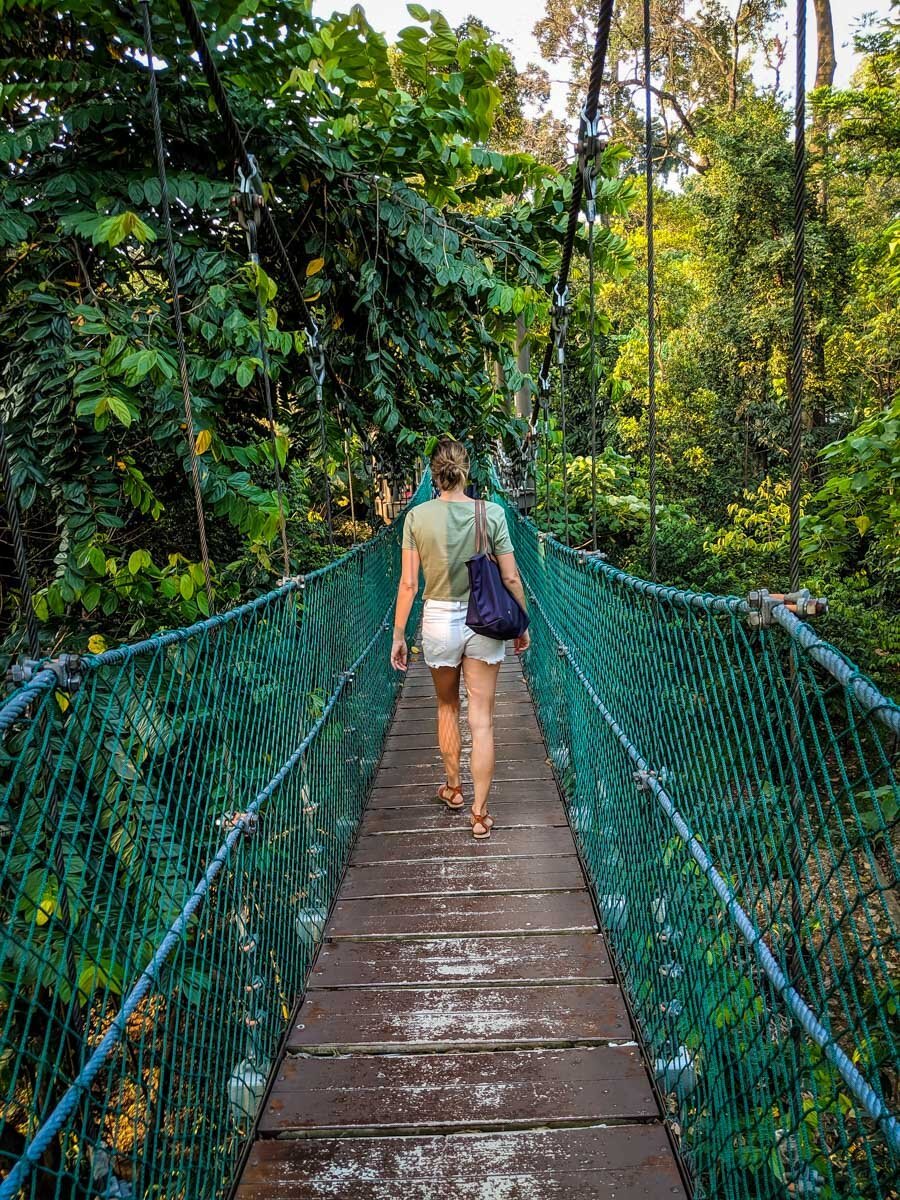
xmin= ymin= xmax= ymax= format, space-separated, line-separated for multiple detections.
xmin=140 ymin=0 xmax=214 ymax=612
xmin=643 ymin=0 xmax=658 ymax=583
xmin=246 ymin=219 xmax=291 ymax=578
xmin=0 ymin=421 xmax=40 ymax=658
xmin=534 ymin=0 xmax=615 ymax=422
xmin=789 ymin=0 xmax=807 ymax=592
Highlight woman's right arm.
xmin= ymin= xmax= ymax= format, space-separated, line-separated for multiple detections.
xmin=391 ymin=545 xmax=420 ymax=671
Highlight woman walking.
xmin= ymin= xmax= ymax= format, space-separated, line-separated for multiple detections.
xmin=391 ymin=440 xmax=530 ymax=838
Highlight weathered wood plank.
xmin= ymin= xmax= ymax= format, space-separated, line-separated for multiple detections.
xmin=367 ymin=778 xmax=559 ymax=808
xmin=385 ymin=729 xmax=542 ymax=750
xmin=324 ymin=890 xmax=596 ymax=939
xmin=380 ymin=742 xmax=548 ymax=768
xmin=307 ymin=933 xmax=611 ymax=988
xmin=350 ymin=826 xmax=574 ymax=865
xmin=359 ymin=797 xmax=566 ymax=834
xmin=395 ymin=694 xmax=534 ymax=708
xmin=389 ymin=707 xmax=540 ymax=724
xmin=287 ymin=984 xmax=631 ymax=1052
xmin=260 ymin=1045 xmax=655 ymax=1136
xmin=374 ymin=761 xmax=554 ymax=788
xmin=237 ymin=1125 xmax=688 ymax=1199
xmin=340 ymin=855 xmax=585 ymax=899
xmin=234 ymin=655 xmax=686 ymax=1200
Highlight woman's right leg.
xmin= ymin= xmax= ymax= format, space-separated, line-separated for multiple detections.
xmin=462 ymin=656 xmax=501 ymax=821
xmin=430 ymin=665 xmax=462 ymax=792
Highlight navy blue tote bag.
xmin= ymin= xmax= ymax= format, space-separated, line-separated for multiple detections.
xmin=465 ymin=500 xmax=529 ymax=641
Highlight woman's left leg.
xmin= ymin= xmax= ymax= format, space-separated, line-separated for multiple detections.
xmin=462 ymin=656 xmax=502 ymax=833
xmin=430 ymin=665 xmax=463 ymax=800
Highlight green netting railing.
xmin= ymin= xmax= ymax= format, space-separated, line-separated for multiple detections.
xmin=0 ymin=478 xmax=426 ymax=1200
xmin=501 ymin=495 xmax=899 ymax=1200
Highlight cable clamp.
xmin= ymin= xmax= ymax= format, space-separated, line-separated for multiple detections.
xmin=218 ymin=811 xmax=259 ymax=836
xmin=747 ymin=588 xmax=828 ymax=629
xmin=305 ymin=320 xmax=326 ymax=387
xmin=232 ymin=155 xmax=265 ymax=234
xmin=556 ymin=644 xmax=568 ymax=659
xmin=7 ymin=654 xmax=83 ymax=693
xmin=550 ymin=284 xmax=569 ymax=364
xmin=633 ymin=768 xmax=658 ymax=792
xmin=579 ymin=105 xmax=602 ymax=156
xmin=578 ymin=108 xmax=601 ymax=223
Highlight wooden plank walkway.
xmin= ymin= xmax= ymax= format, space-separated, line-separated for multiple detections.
xmin=236 ymin=654 xmax=688 ymax=1199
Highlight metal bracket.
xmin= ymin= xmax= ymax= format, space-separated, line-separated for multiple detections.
xmin=550 ymin=283 xmax=569 ymax=365
xmin=218 ymin=811 xmax=259 ymax=836
xmin=579 ymin=105 xmax=602 ymax=160
xmin=279 ymin=573 xmax=305 ymax=589
xmin=747 ymin=588 xmax=829 ymax=628
xmin=660 ymin=998 xmax=684 ymax=1023
xmin=578 ymin=106 xmax=602 ymax=223
xmin=7 ymin=654 xmax=83 ymax=693
xmin=231 ymin=155 xmax=265 ymax=242
xmin=305 ymin=318 xmax=327 ymax=387
xmin=633 ymin=768 xmax=658 ymax=792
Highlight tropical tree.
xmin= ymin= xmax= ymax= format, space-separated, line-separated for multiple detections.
xmin=0 ymin=0 xmax=634 ymax=649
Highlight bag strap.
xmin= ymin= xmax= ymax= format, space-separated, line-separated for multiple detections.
xmin=474 ymin=498 xmax=486 ymax=555
xmin=474 ymin=499 xmax=492 ymax=558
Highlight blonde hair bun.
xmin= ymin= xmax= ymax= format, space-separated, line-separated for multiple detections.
xmin=431 ymin=438 xmax=469 ymax=492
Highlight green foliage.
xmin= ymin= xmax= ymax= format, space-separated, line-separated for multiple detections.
xmin=535 ymin=13 xmax=898 ymax=693
xmin=0 ymin=0 xmax=640 ymax=653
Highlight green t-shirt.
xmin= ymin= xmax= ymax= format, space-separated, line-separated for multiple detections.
xmin=402 ymin=499 xmax=515 ymax=601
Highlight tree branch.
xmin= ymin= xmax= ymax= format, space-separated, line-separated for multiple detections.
xmin=612 ymin=78 xmax=698 ymax=138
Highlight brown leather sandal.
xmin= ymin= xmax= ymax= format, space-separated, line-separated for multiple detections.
xmin=470 ymin=807 xmax=494 ymax=839
xmin=437 ymin=783 xmax=465 ymax=810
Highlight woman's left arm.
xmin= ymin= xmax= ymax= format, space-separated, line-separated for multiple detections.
xmin=391 ymin=546 xmax=420 ymax=671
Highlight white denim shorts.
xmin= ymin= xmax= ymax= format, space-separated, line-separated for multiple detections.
xmin=420 ymin=599 xmax=506 ymax=669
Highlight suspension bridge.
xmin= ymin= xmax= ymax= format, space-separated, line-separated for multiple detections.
xmin=1 ymin=0 xmax=898 ymax=1197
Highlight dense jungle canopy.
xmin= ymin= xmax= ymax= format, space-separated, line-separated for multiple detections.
xmin=0 ymin=0 xmax=897 ymax=689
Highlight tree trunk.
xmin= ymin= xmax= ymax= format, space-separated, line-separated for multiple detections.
xmin=812 ymin=0 xmax=836 ymax=88
xmin=514 ymin=314 xmax=531 ymax=421
xmin=728 ymin=2 xmax=743 ymax=111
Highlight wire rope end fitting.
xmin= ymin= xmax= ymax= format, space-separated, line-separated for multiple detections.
xmin=280 ymin=573 xmax=305 ymax=589
xmin=578 ymin=105 xmax=602 ymax=224
xmin=8 ymin=654 xmax=83 ymax=694
xmin=232 ymin=154 xmax=265 ymax=236
xmin=550 ymin=283 xmax=569 ymax=366
xmin=747 ymin=588 xmax=828 ymax=628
